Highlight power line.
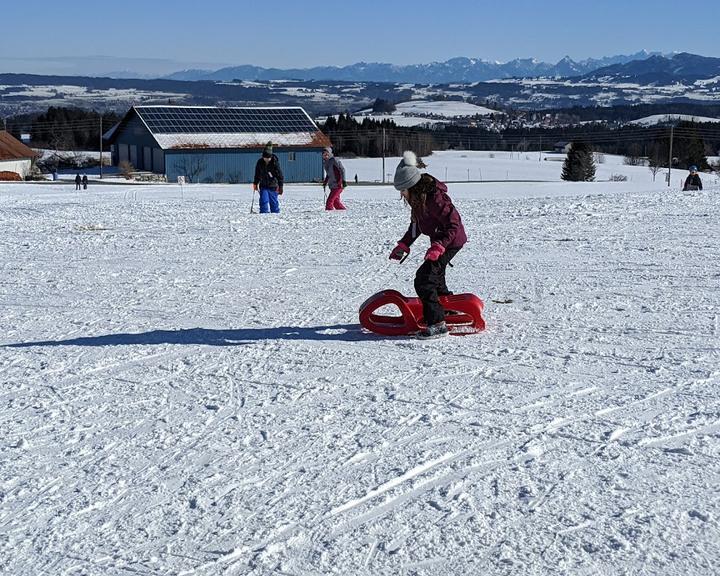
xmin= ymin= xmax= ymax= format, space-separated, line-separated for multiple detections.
xmin=6 ymin=119 xmax=116 ymax=130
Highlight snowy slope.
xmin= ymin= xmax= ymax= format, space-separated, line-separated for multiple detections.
xmin=391 ymin=100 xmax=496 ymax=117
xmin=1 ymin=177 xmax=719 ymax=575
xmin=628 ymin=114 xmax=720 ymax=126
xmin=329 ymin=100 xmax=498 ymax=128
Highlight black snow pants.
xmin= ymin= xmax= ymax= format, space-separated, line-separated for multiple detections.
xmin=414 ymin=247 xmax=459 ymax=326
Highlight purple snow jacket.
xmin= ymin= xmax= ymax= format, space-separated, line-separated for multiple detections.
xmin=398 ymin=179 xmax=467 ymax=250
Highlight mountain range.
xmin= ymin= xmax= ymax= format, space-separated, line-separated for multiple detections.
xmin=164 ymin=51 xmax=666 ymax=83
xmin=582 ymin=52 xmax=720 ymax=83
xmin=3 ymin=52 xmax=720 ymax=117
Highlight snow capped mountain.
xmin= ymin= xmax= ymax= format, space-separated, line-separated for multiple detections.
xmin=4 ymin=52 xmax=720 ymax=117
xmin=164 ymin=52 xmax=665 ymax=84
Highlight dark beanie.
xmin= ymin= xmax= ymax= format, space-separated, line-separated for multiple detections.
xmin=262 ymin=142 xmax=273 ymax=158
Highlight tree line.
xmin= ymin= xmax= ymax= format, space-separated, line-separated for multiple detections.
xmin=322 ymin=114 xmax=436 ymax=157
xmin=6 ymin=107 xmax=122 ymax=151
xmin=321 ymin=115 xmax=718 ymax=172
xmin=538 ymin=102 xmax=720 ymax=124
xmin=7 ymin=106 xmax=718 ymax=174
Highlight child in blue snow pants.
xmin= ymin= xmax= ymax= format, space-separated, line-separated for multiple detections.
xmin=259 ymin=188 xmax=280 ymax=213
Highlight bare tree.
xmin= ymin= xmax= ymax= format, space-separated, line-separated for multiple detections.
xmin=49 ymin=131 xmax=72 ymax=155
xmin=623 ymin=143 xmax=644 ymax=166
xmin=711 ymin=160 xmax=720 ymax=182
xmin=647 ymin=144 xmax=664 ymax=182
xmin=119 ymin=161 xmax=134 ymax=179
xmin=175 ymin=156 xmax=208 ymax=183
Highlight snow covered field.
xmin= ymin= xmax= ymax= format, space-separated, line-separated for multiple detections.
xmin=343 ymin=150 xmax=720 ymax=187
xmin=1 ymin=174 xmax=719 ymax=575
xmin=347 ymin=101 xmax=498 ymax=127
xmin=628 ymin=114 xmax=720 ymax=127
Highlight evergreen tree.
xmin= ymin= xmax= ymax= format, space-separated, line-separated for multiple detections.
xmin=371 ymin=98 xmax=396 ymax=114
xmin=561 ymin=141 xmax=596 ymax=182
xmin=675 ymin=122 xmax=709 ymax=170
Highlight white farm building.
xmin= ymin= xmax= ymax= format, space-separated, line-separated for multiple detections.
xmin=0 ymin=131 xmax=37 ymax=180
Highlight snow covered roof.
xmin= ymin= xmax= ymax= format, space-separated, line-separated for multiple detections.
xmin=153 ymin=130 xmax=328 ymax=150
xmin=0 ymin=131 xmax=38 ymax=161
xmin=109 ymin=105 xmax=330 ymax=151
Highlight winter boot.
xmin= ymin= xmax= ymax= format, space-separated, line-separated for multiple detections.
xmin=417 ymin=321 xmax=449 ymax=340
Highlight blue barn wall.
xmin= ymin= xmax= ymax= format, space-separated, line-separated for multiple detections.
xmin=112 ymin=113 xmax=163 ymax=172
xmin=165 ymin=149 xmax=323 ymax=184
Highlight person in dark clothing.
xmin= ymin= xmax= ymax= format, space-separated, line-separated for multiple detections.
xmin=683 ymin=166 xmax=703 ymax=191
xmin=75 ymin=173 xmax=81 ymax=190
xmin=81 ymin=174 xmax=88 ymax=190
xmin=253 ymin=142 xmax=284 ymax=213
xmin=389 ymin=151 xmax=468 ymax=339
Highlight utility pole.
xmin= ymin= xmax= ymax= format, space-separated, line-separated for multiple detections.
xmin=99 ymin=114 xmax=103 ymax=179
xmin=381 ymin=127 xmax=386 ymax=184
xmin=667 ymin=125 xmax=674 ymax=187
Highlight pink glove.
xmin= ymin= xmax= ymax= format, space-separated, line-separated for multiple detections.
xmin=424 ymin=242 xmax=445 ymax=261
xmin=389 ymin=241 xmax=410 ymax=260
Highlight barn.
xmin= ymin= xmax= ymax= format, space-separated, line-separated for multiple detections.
xmin=0 ymin=131 xmax=38 ymax=180
xmin=105 ymin=105 xmax=329 ymax=183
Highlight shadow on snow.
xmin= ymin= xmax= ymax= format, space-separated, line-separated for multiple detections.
xmin=3 ymin=324 xmax=387 ymax=348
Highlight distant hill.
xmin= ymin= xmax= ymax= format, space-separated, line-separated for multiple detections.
xmin=582 ymin=53 xmax=720 ymax=84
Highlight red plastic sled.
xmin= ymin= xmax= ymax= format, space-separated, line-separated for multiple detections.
xmin=359 ymin=289 xmax=485 ymax=336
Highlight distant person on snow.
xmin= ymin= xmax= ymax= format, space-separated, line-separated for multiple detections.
xmin=82 ymin=174 xmax=88 ymax=190
xmin=253 ymin=142 xmax=284 ymax=213
xmin=683 ymin=165 xmax=702 ymax=191
xmin=75 ymin=173 xmax=82 ymax=190
xmin=322 ymin=147 xmax=347 ymax=210
xmin=388 ymin=151 xmax=467 ymax=339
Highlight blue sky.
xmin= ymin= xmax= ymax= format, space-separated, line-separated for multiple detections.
xmin=1 ymin=0 xmax=719 ymax=74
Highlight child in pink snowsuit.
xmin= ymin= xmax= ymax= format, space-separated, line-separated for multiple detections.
xmin=322 ymin=147 xmax=347 ymax=210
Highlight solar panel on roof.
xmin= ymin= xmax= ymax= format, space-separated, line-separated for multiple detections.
xmin=135 ymin=107 xmax=317 ymax=135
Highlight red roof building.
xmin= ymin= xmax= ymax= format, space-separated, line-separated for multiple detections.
xmin=0 ymin=131 xmax=38 ymax=179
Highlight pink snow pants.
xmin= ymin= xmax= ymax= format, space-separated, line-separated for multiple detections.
xmin=325 ymin=187 xmax=346 ymax=210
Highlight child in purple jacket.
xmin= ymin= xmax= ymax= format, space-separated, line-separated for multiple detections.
xmin=389 ymin=151 xmax=467 ymax=339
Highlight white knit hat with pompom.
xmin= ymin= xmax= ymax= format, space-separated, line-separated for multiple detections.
xmin=393 ymin=151 xmax=423 ymax=191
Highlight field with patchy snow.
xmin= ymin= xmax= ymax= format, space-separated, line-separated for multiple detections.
xmin=1 ymin=171 xmax=719 ymax=575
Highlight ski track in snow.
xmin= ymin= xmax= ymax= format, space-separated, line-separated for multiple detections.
xmin=0 ymin=180 xmax=719 ymax=575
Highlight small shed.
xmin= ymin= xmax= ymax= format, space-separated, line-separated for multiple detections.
xmin=105 ymin=105 xmax=330 ymax=183
xmin=0 ymin=131 xmax=38 ymax=179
